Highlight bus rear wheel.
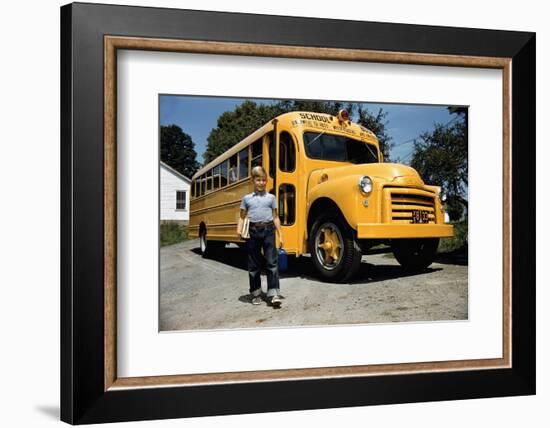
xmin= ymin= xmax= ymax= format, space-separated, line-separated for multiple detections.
xmin=309 ymin=212 xmax=362 ymax=283
xmin=199 ymin=228 xmax=224 ymax=258
xmin=391 ymin=238 xmax=439 ymax=271
xmin=199 ymin=229 xmax=209 ymax=257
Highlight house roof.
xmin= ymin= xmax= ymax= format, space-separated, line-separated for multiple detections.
xmin=160 ymin=162 xmax=192 ymax=184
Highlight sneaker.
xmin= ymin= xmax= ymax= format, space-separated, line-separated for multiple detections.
xmin=271 ymin=295 xmax=282 ymax=308
xmin=251 ymin=295 xmax=263 ymax=305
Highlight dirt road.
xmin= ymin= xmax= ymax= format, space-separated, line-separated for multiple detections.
xmin=160 ymin=239 xmax=467 ymax=331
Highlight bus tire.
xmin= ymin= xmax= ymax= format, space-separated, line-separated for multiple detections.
xmin=391 ymin=238 xmax=439 ymax=272
xmin=309 ymin=212 xmax=362 ymax=283
xmin=199 ymin=228 xmax=225 ymax=258
xmin=199 ymin=228 xmax=209 ymax=257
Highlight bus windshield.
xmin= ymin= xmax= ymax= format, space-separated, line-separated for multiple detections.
xmin=303 ymin=132 xmax=379 ymax=164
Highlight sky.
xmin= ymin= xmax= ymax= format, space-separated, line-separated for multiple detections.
xmin=159 ymin=95 xmax=462 ymax=164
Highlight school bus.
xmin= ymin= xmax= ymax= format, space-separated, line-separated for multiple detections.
xmin=189 ymin=110 xmax=453 ymax=282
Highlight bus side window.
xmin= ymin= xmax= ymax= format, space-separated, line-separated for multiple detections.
xmin=238 ymin=148 xmax=249 ymax=180
xmin=220 ymin=160 xmax=228 ymax=187
xmin=206 ymin=169 xmax=213 ymax=193
xmin=268 ymin=132 xmax=275 ymax=179
xmin=212 ymin=165 xmax=220 ymax=190
xmin=278 ymin=184 xmax=296 ymax=225
xmin=228 ymin=154 xmax=238 ymax=184
xmin=199 ymin=175 xmax=205 ymax=196
xmin=251 ymin=139 xmax=263 ymax=168
xmin=279 ymin=131 xmax=296 ymax=172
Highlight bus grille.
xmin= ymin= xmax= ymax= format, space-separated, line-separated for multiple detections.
xmin=390 ymin=192 xmax=436 ymax=224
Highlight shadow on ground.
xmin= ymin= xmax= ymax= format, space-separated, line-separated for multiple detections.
xmin=434 ymin=247 xmax=468 ymax=266
xmin=237 ymin=293 xmax=287 ymax=307
xmin=352 ymin=263 xmax=441 ymax=284
xmin=189 ymin=243 xmax=443 ymax=285
xmin=191 ymin=245 xmax=248 ymax=270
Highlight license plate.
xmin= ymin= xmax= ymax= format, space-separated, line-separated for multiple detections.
xmin=411 ymin=210 xmax=429 ymax=224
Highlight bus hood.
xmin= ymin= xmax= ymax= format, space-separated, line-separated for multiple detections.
xmin=315 ymin=163 xmax=425 ymax=187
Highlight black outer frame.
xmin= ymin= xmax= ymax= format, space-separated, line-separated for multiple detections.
xmin=60 ymin=2 xmax=535 ymax=424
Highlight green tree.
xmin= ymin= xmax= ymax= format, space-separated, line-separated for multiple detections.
xmin=160 ymin=124 xmax=200 ymax=178
xmin=356 ymin=107 xmax=393 ymax=160
xmin=410 ymin=108 xmax=467 ymax=221
xmin=203 ymin=101 xmax=284 ymax=163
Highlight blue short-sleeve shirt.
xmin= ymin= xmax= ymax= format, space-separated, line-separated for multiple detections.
xmin=240 ymin=191 xmax=277 ymax=222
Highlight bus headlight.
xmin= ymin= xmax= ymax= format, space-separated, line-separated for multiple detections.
xmin=439 ymin=190 xmax=447 ymax=202
xmin=358 ymin=176 xmax=373 ymax=194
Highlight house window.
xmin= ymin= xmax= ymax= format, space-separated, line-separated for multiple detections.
xmin=176 ymin=191 xmax=187 ymax=210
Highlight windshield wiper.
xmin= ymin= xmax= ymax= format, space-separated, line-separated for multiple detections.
xmin=348 ymin=137 xmax=378 ymax=163
xmin=364 ymin=141 xmax=378 ymax=162
xmin=305 ymin=131 xmax=327 ymax=147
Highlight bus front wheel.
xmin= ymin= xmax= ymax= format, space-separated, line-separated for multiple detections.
xmin=309 ymin=212 xmax=362 ymax=283
xmin=391 ymin=238 xmax=439 ymax=271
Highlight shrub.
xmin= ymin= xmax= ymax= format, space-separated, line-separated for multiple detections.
xmin=438 ymin=219 xmax=468 ymax=253
xmin=160 ymin=222 xmax=189 ymax=247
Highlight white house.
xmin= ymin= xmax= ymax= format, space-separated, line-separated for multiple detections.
xmin=160 ymin=162 xmax=191 ymax=223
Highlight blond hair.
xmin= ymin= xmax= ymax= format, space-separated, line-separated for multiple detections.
xmin=251 ymin=165 xmax=267 ymax=179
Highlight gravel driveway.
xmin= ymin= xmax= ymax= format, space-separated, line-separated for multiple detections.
xmin=160 ymin=239 xmax=468 ymax=331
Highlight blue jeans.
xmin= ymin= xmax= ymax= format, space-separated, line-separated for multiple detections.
xmin=246 ymin=224 xmax=280 ymax=296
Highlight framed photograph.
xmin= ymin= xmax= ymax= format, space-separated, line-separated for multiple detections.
xmin=61 ymin=2 xmax=535 ymax=424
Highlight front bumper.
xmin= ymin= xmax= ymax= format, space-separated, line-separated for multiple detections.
xmin=356 ymin=223 xmax=454 ymax=239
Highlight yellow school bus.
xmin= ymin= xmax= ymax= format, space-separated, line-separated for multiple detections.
xmin=189 ymin=110 xmax=453 ymax=282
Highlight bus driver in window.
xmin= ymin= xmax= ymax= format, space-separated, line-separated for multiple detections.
xmin=237 ymin=166 xmax=284 ymax=307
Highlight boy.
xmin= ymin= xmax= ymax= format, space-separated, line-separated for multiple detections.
xmin=237 ymin=166 xmax=284 ymax=307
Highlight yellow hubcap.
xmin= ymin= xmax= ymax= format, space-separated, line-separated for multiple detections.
xmin=318 ymin=227 xmax=342 ymax=265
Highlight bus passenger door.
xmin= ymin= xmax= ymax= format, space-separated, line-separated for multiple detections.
xmin=275 ymin=130 xmax=299 ymax=253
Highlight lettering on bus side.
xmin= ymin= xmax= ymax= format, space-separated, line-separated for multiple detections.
xmin=292 ymin=119 xmax=330 ymax=129
xmin=299 ymin=113 xmax=331 ymax=123
xmin=332 ymin=125 xmax=358 ymax=136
